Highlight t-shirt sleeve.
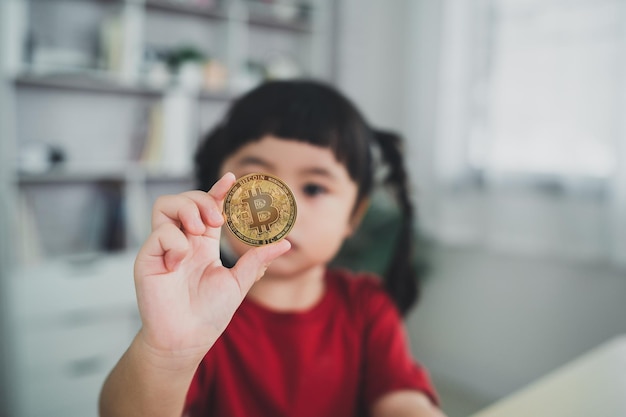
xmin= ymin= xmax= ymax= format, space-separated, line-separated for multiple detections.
xmin=360 ymin=281 xmax=440 ymax=409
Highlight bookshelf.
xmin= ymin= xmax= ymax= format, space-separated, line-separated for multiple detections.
xmin=3 ymin=0 xmax=331 ymax=260
xmin=0 ymin=0 xmax=333 ymax=415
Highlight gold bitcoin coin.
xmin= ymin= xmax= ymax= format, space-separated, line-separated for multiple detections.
xmin=223 ymin=173 xmax=297 ymax=246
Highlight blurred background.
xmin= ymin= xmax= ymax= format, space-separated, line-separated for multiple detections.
xmin=0 ymin=0 xmax=625 ymax=416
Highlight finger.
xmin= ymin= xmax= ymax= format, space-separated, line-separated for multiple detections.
xmin=151 ymin=173 xmax=236 ymax=235
xmin=136 ymin=223 xmax=189 ymax=275
xmin=230 ymin=240 xmax=291 ymax=293
xmin=208 ymin=172 xmax=236 ymax=203
xmin=176 ymin=190 xmax=226 ymax=234
xmin=152 ymin=191 xmax=221 ymax=235
xmin=185 ymin=173 xmax=237 ymax=234
xmin=200 ymin=172 xmax=236 ymax=240
xmin=152 ymin=194 xmax=202 ymax=233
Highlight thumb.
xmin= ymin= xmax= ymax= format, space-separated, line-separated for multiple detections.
xmin=230 ymin=240 xmax=291 ymax=293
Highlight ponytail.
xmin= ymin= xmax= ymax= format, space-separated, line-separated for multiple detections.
xmin=373 ymin=130 xmax=422 ymax=316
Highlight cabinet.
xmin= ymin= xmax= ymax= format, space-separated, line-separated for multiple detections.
xmin=5 ymin=253 xmax=139 ymax=417
xmin=0 ymin=1 xmax=333 ymax=415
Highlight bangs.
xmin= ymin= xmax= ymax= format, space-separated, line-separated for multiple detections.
xmin=221 ymin=81 xmax=372 ymax=181
xmin=196 ymin=80 xmax=374 ymax=202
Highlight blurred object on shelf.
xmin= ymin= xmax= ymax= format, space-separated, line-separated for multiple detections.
xmin=272 ymin=0 xmax=299 ymax=22
xmin=141 ymin=45 xmax=171 ymax=87
xmin=165 ymin=45 xmax=207 ymax=90
xmin=177 ymin=61 xmax=204 ymax=90
xmin=17 ymin=142 xmax=66 ymax=175
xmin=99 ymin=13 xmax=124 ymax=73
xmin=141 ymin=44 xmax=229 ymax=92
xmin=203 ymin=59 xmax=228 ymax=91
xmin=136 ymin=92 xmax=196 ymax=175
xmin=140 ymin=103 xmax=164 ymax=168
xmin=25 ymin=8 xmax=102 ymax=72
xmin=266 ymin=53 xmax=301 ymax=79
xmin=145 ymin=60 xmax=171 ymax=88
xmin=165 ymin=45 xmax=206 ymax=73
xmin=16 ymin=193 xmax=42 ymax=265
xmin=230 ymin=59 xmax=266 ymax=93
xmin=228 ymin=53 xmax=302 ymax=93
xmin=160 ymin=91 xmax=195 ymax=174
xmin=30 ymin=46 xmax=94 ymax=71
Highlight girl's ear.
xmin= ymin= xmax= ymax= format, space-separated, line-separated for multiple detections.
xmin=346 ymin=198 xmax=370 ymax=237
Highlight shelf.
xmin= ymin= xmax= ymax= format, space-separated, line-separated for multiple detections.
xmin=248 ymin=15 xmax=311 ymax=33
xmin=15 ymin=72 xmax=164 ymax=97
xmin=145 ymin=0 xmax=311 ymax=33
xmin=17 ymin=168 xmax=194 ymax=185
xmin=14 ymin=71 xmax=237 ymax=101
xmin=197 ymin=88 xmax=234 ymax=101
xmin=17 ymin=170 xmax=128 ymax=184
xmin=2 ymin=0 xmax=327 ymax=257
xmin=145 ymin=0 xmax=227 ymax=20
xmin=247 ymin=8 xmax=312 ymax=34
xmin=145 ymin=173 xmax=194 ymax=182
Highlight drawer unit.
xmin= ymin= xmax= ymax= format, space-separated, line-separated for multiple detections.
xmin=6 ymin=253 xmax=140 ymax=417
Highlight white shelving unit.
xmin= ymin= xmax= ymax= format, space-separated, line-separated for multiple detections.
xmin=0 ymin=0 xmax=333 ymax=415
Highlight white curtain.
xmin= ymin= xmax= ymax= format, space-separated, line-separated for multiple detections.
xmin=407 ymin=0 xmax=626 ymax=268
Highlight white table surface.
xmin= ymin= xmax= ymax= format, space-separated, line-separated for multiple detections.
xmin=470 ymin=335 xmax=626 ymax=417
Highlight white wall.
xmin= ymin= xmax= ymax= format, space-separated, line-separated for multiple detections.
xmin=0 ymin=82 xmax=11 ymax=417
xmin=407 ymin=246 xmax=626 ymax=415
xmin=335 ymin=0 xmax=409 ymax=131
xmin=335 ymin=0 xmax=443 ymax=235
xmin=0 ymin=4 xmax=15 ymax=414
xmin=401 ymin=0 xmax=444 ymax=238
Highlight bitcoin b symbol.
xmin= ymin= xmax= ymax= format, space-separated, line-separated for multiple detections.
xmin=242 ymin=187 xmax=279 ymax=234
xmin=223 ymin=173 xmax=297 ymax=246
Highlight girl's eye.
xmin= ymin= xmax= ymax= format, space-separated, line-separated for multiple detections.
xmin=302 ymin=183 xmax=328 ymax=197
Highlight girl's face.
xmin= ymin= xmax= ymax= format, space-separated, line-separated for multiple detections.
xmin=219 ymin=135 xmax=360 ymax=278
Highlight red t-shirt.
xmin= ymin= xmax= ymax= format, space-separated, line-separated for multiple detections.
xmin=184 ymin=268 xmax=438 ymax=417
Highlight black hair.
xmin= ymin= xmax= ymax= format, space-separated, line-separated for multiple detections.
xmin=371 ymin=129 xmax=421 ymax=315
xmin=194 ymin=79 xmax=420 ymax=315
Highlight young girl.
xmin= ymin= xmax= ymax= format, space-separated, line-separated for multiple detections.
xmin=99 ymin=80 xmax=445 ymax=417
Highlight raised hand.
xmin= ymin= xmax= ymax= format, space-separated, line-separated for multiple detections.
xmin=133 ymin=172 xmax=290 ymax=359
